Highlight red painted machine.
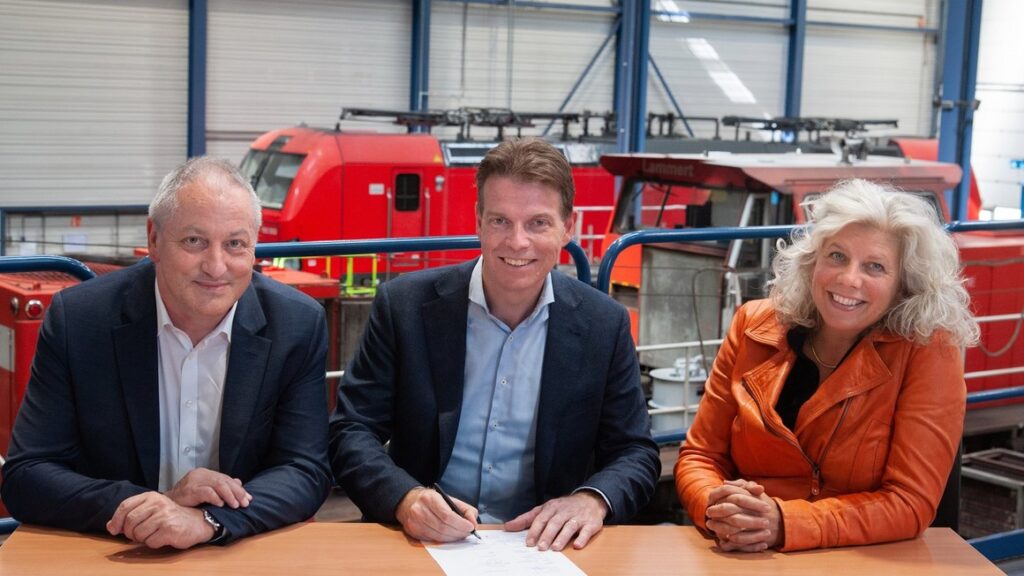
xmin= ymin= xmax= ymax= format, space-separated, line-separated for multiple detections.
xmin=244 ymin=109 xmax=619 ymax=282
xmin=599 ymin=150 xmax=1024 ymax=404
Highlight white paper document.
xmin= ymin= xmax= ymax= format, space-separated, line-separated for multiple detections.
xmin=424 ymin=530 xmax=587 ymax=576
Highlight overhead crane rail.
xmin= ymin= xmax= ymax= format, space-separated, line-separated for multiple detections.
xmin=339 ymin=106 xmax=614 ymax=141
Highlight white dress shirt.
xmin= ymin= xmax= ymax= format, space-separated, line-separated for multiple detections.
xmin=155 ymin=280 xmax=235 ymax=492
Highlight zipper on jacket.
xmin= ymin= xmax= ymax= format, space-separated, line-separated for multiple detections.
xmin=741 ymin=378 xmax=848 ymax=498
xmin=811 ymin=399 xmax=851 ymax=496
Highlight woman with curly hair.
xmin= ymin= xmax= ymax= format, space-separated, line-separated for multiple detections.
xmin=675 ymin=179 xmax=978 ymax=552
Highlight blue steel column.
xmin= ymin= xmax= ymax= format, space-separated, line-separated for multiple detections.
xmin=410 ymin=0 xmax=431 ymax=122
xmin=937 ymin=0 xmax=982 ymax=220
xmin=784 ymin=0 xmax=806 ymax=118
xmin=187 ymin=0 xmax=207 ymax=157
xmin=631 ymin=0 xmax=650 ymax=152
xmin=614 ymin=0 xmax=650 ymax=152
xmin=614 ymin=0 xmax=636 ymax=152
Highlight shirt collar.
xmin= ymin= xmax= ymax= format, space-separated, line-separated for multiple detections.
xmin=154 ymin=279 xmax=236 ymax=344
xmin=469 ymin=257 xmax=555 ymax=322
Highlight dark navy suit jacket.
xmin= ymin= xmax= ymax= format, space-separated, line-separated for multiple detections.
xmin=1 ymin=261 xmax=332 ymax=542
xmin=329 ymin=259 xmax=660 ymax=524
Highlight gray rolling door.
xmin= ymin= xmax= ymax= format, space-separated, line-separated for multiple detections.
xmin=0 ymin=0 xmax=188 ymax=207
xmin=802 ymin=1 xmax=938 ymax=137
xmin=428 ymin=2 xmax=616 ymax=140
xmin=649 ymin=17 xmax=788 ymax=138
xmin=206 ymin=0 xmax=411 ymax=163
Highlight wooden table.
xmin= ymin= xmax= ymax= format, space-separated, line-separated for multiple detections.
xmin=0 ymin=523 xmax=1003 ymax=575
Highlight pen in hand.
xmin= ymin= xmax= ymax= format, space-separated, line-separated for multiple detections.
xmin=433 ymin=483 xmax=482 ymax=540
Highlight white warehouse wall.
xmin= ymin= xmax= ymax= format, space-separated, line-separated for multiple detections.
xmin=0 ymin=0 xmax=188 ymax=208
xmin=972 ymin=0 xmax=1024 ymax=211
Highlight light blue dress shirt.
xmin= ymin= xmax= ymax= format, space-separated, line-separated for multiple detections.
xmin=437 ymin=258 xmax=554 ymax=523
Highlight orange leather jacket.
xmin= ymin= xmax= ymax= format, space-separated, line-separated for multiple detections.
xmin=674 ymin=299 xmax=965 ymax=551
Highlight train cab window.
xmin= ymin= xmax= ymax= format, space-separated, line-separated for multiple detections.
xmin=613 ymin=180 xmax=714 ymax=233
xmin=395 ymin=174 xmax=420 ymax=211
xmin=240 ymin=150 xmax=306 ymax=209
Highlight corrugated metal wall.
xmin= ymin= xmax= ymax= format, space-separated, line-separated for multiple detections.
xmin=972 ymin=0 xmax=1024 ymax=210
xmin=0 ymin=0 xmax=188 ymax=207
xmin=0 ymin=0 xmax=982 ymax=208
xmin=207 ymin=0 xmax=411 ymax=162
xmin=427 ymin=2 xmax=616 ymax=141
xmin=649 ymin=18 xmax=788 ymax=138
xmin=802 ymin=0 xmax=938 ymax=136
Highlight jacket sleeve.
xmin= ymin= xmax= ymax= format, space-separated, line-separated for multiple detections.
xmin=673 ymin=302 xmax=747 ymax=530
xmin=328 ymin=283 xmax=421 ymax=522
xmin=1 ymin=292 xmax=149 ymax=532
xmin=579 ymin=304 xmax=661 ymax=523
xmin=210 ymin=308 xmax=333 ymax=543
xmin=776 ymin=333 xmax=965 ymax=551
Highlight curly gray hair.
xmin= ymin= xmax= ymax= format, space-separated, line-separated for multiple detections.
xmin=769 ymin=179 xmax=978 ymax=347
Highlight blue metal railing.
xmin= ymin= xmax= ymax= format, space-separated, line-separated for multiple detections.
xmin=597 ymin=220 xmax=1024 ymax=293
xmin=0 ymin=237 xmax=591 ymax=285
xmin=256 ymin=236 xmax=591 ymax=286
xmin=0 ymin=256 xmax=96 ymax=281
xmin=970 ymin=529 xmax=1024 ymax=562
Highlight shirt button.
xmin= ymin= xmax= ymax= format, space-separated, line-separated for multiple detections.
xmin=183 ymin=446 xmax=192 ymax=454
xmin=500 ymin=378 xmax=508 ymax=386
xmin=185 ymin=400 xmax=194 ymax=407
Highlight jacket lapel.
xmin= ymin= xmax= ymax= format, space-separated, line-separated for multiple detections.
xmin=794 ymin=335 xmax=893 ymax=432
xmin=112 ymin=263 xmax=160 ymax=489
xmin=218 ymin=278 xmax=271 ymax=475
xmin=742 ymin=312 xmax=894 ymax=435
xmin=424 ymin=261 xmax=472 ymax=475
xmin=740 ymin=311 xmax=794 ymax=430
xmin=534 ymin=273 xmax=586 ymax=494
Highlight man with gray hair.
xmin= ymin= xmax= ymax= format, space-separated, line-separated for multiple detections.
xmin=2 ymin=157 xmax=331 ymax=548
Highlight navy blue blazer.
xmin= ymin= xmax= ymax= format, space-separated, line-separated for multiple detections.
xmin=1 ymin=261 xmax=332 ymax=542
xmin=329 ymin=259 xmax=660 ymax=524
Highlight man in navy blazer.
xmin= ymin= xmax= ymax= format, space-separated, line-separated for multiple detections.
xmin=330 ymin=139 xmax=659 ymax=552
xmin=2 ymin=158 xmax=331 ymax=548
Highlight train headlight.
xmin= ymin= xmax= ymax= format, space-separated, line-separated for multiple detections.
xmin=25 ymin=299 xmax=44 ymax=320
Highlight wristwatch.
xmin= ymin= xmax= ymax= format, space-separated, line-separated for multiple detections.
xmin=202 ymin=509 xmax=227 ymax=543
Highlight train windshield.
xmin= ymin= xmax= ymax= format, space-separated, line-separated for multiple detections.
xmin=612 ymin=180 xmax=719 ymax=233
xmin=240 ymin=150 xmax=306 ymax=209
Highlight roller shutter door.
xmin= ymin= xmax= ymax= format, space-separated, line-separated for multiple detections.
xmin=0 ymin=0 xmax=188 ymax=207
xmin=206 ymin=0 xmax=410 ymax=163
xmin=648 ymin=17 xmax=788 ymax=139
xmin=802 ymin=1 xmax=937 ymax=137
xmin=429 ymin=2 xmax=616 ymax=140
